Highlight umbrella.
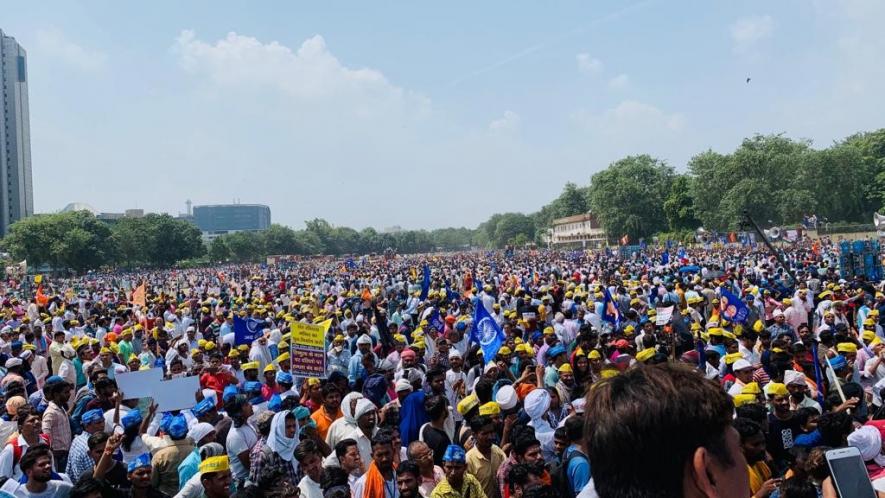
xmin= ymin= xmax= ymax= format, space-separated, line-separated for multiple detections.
xmin=679 ymin=265 xmax=701 ymax=273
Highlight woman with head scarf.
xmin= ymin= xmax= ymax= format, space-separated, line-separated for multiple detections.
xmin=325 ymin=392 xmax=364 ymax=448
xmin=250 ymin=410 xmax=300 ymax=485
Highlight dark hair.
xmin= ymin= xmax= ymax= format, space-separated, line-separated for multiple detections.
xmin=732 ymin=418 xmax=762 ymax=442
xmin=561 ymin=416 xmax=581 ymax=442
xmin=225 ymin=395 xmax=249 ymax=428
xmin=294 ymin=439 xmax=321 ymax=463
xmin=71 ymin=476 xmax=104 ymax=498
xmin=778 ymin=477 xmax=817 ymax=498
xmin=794 ymin=407 xmax=820 ymax=427
xmin=426 ymin=367 xmax=445 ymax=382
xmin=334 ymin=438 xmax=358 ymax=459
xmin=15 ymin=406 xmax=35 ymax=426
xmin=513 ymin=434 xmax=541 ymax=457
xmin=424 ymin=395 xmax=448 ymax=421
xmin=508 ymin=463 xmax=541 ymax=492
xmin=87 ymin=431 xmax=110 ymax=451
xmin=469 ymin=415 xmax=494 ymax=433
xmin=19 ymin=444 xmax=51 ymax=472
xmin=474 ymin=379 xmax=494 ymax=404
xmin=818 ymin=411 xmax=853 ymax=447
xmin=370 ymin=429 xmax=395 ymax=451
xmin=523 ymin=484 xmax=559 ymax=498
xmin=322 ymin=383 xmax=341 ymax=399
xmin=397 ymin=461 xmax=420 ymax=480
xmin=257 ymin=412 xmax=276 ymax=438
xmin=321 ymin=466 xmax=350 ymax=491
xmin=584 ymin=362 xmax=735 ymax=498
xmin=735 ymin=404 xmax=768 ymax=427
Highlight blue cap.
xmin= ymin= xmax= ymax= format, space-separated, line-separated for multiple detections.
xmin=167 ymin=414 xmax=188 ymax=439
xmin=193 ymin=397 xmax=216 ymax=418
xmin=442 ymin=444 xmax=466 ymax=463
xmin=44 ymin=375 xmax=64 ymax=386
xmin=455 ymin=321 xmax=467 ymax=332
xmin=81 ymin=409 xmax=104 ymax=426
xmin=829 ymin=355 xmax=848 ymax=370
xmin=153 ymin=357 xmax=166 ymax=368
xmin=121 ymin=410 xmax=143 ymax=429
xmin=10 ymin=341 xmax=22 ymax=350
xmin=292 ymin=406 xmax=310 ymax=420
xmin=159 ymin=412 xmax=173 ymax=433
xmin=547 ymin=345 xmax=566 ymax=358
xmin=267 ymin=394 xmax=282 ymax=412
xmin=531 ymin=332 xmax=542 ymax=342
xmin=127 ymin=453 xmax=151 ymax=473
xmin=276 ymin=371 xmax=293 ymax=385
xmin=222 ymin=385 xmax=239 ymax=402
xmin=244 ymin=381 xmax=262 ymax=393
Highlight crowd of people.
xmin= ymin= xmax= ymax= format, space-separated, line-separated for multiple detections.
xmin=0 ymin=240 xmax=883 ymax=498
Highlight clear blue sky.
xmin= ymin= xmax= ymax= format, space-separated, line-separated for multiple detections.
xmin=4 ymin=0 xmax=883 ymax=230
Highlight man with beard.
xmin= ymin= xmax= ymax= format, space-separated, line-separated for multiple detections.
xmin=311 ymin=383 xmax=343 ymax=443
xmin=783 ymin=370 xmax=821 ymax=412
xmin=352 ymin=431 xmax=398 ymax=498
xmin=430 ymin=445 xmax=485 ymax=498
xmin=554 ymin=364 xmax=575 ymax=404
xmin=397 ymin=461 xmax=422 ymax=498
xmin=734 ymin=418 xmax=779 ymax=498
xmin=765 ymin=383 xmax=801 ymax=475
xmin=13 ymin=444 xmax=73 ymax=498
xmin=466 ymin=416 xmax=505 ymax=498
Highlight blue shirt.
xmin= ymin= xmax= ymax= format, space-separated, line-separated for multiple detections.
xmin=348 ymin=351 xmax=366 ymax=387
xmin=565 ymin=444 xmax=590 ymax=495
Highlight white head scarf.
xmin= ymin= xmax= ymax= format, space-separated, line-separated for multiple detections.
xmin=848 ymin=425 xmax=885 ymax=466
xmin=187 ymin=422 xmax=215 ymax=446
xmin=266 ymin=411 xmax=298 ymax=462
xmin=341 ymin=392 xmax=365 ymax=425
xmin=354 ymin=398 xmax=376 ymax=421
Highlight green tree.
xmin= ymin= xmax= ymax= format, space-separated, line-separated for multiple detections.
xmin=587 ymin=155 xmax=674 ymax=241
xmin=492 ymin=213 xmax=535 ymax=248
xmin=4 ymin=211 xmax=115 ymax=274
xmin=208 ymin=237 xmax=231 ymax=262
xmin=662 ymin=174 xmax=701 ymax=231
xmin=263 ymin=224 xmax=299 ymax=255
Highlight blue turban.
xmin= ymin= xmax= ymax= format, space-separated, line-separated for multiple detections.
xmin=10 ymin=341 xmax=22 ymax=350
xmin=829 ymin=355 xmax=848 ymax=371
xmin=531 ymin=332 xmax=542 ymax=342
xmin=127 ymin=453 xmax=152 ymax=473
xmin=167 ymin=414 xmax=188 ymax=439
xmin=455 ymin=321 xmax=467 ymax=332
xmin=153 ymin=357 xmax=166 ymax=368
xmin=193 ymin=397 xmax=216 ymax=418
xmin=267 ymin=394 xmax=282 ymax=412
xmin=276 ymin=371 xmax=293 ymax=385
xmin=159 ymin=412 xmax=173 ymax=433
xmin=442 ymin=444 xmax=466 ymax=463
xmin=80 ymin=409 xmax=104 ymax=426
xmin=547 ymin=345 xmax=566 ymax=359
xmin=292 ymin=406 xmax=310 ymax=420
xmin=121 ymin=410 xmax=143 ymax=429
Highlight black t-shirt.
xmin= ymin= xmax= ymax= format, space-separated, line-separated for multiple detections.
xmin=767 ymin=413 xmax=802 ymax=465
xmin=421 ymin=424 xmax=452 ymax=466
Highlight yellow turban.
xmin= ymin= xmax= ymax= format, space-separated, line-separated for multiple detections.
xmin=199 ymin=455 xmax=230 ymax=474
xmin=478 ymin=402 xmax=501 ymax=416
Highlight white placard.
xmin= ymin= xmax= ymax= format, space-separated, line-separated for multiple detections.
xmin=115 ymin=368 xmax=164 ymax=400
xmin=655 ymin=306 xmax=674 ymax=326
xmin=153 ymin=375 xmax=201 ymax=412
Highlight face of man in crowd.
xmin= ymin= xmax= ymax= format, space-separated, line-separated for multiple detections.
xmin=203 ymin=470 xmax=232 ymax=498
xmin=129 ymin=466 xmax=152 ymax=488
xmin=341 ymin=444 xmax=363 ymax=474
xmin=519 ymin=444 xmax=542 ymax=465
xmin=372 ymin=442 xmax=394 ymax=473
xmin=443 ymin=461 xmax=466 ymax=486
xmin=397 ymin=470 xmax=420 ymax=498
xmin=302 ymin=452 xmax=324 ymax=483
xmin=27 ymin=454 xmax=53 ymax=483
xmin=357 ymin=410 xmax=377 ymax=433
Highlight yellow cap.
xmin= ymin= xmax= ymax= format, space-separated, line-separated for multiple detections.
xmin=724 ymin=352 xmax=743 ymax=365
xmin=741 ymin=382 xmax=761 ymax=395
xmin=457 ymin=394 xmax=480 ymax=415
xmin=543 ymin=327 xmax=555 ymax=336
xmin=204 ymin=342 xmax=216 ymax=351
xmin=276 ymin=352 xmax=290 ymax=363
xmin=198 ymin=455 xmax=230 ymax=474
xmin=498 ymin=346 xmax=512 ymax=356
xmin=478 ymin=401 xmax=501 ymax=416
xmin=237 ymin=345 xmax=249 ymax=353
xmin=863 ymin=330 xmax=876 ymax=342
xmin=100 ymin=347 xmax=111 ymax=355
xmin=242 ymin=361 xmax=259 ymax=371
xmin=558 ymin=363 xmax=574 ymax=373
xmin=515 ymin=344 xmax=531 ymax=354
xmin=836 ymin=343 xmax=858 ymax=354
xmin=228 ymin=350 xmax=240 ymax=358
xmin=708 ymin=328 xmax=724 ymax=337
xmin=768 ymin=382 xmax=789 ymax=397
xmin=588 ymin=350 xmax=602 ymax=360
xmin=753 ymin=320 xmax=764 ymax=333
xmin=864 ymin=318 xmax=875 ymax=327
xmin=264 ymin=364 xmax=276 ymax=373
xmin=635 ymin=348 xmax=655 ymax=363
xmin=733 ymin=393 xmax=757 ymax=407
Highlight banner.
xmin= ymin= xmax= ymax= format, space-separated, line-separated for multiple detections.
xmin=470 ymin=301 xmax=505 ymax=362
xmin=718 ymin=288 xmax=750 ymax=324
xmin=234 ymin=316 xmax=266 ymax=345
xmin=290 ymin=321 xmax=328 ymax=378
xmin=655 ymin=306 xmax=674 ymax=326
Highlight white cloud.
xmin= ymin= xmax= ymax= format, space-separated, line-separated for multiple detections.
xmin=608 ymin=73 xmax=629 ymax=89
xmin=572 ymin=100 xmax=685 ymax=142
xmin=34 ymin=29 xmax=107 ymax=72
xmin=489 ymin=110 xmax=521 ymax=132
xmin=730 ymin=15 xmax=774 ymax=54
xmin=576 ymin=53 xmax=603 ymax=75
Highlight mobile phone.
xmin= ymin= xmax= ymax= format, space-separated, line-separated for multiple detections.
xmin=825 ymin=446 xmax=877 ymax=498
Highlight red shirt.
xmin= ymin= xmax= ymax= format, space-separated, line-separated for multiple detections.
xmin=200 ymin=370 xmax=235 ymax=403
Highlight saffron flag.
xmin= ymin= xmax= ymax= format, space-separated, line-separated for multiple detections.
xmin=35 ymin=285 xmax=49 ymax=307
xmin=470 ymin=300 xmax=505 ymax=362
xmin=130 ymin=283 xmax=146 ymax=307
xmin=718 ymin=288 xmax=750 ymax=324
xmin=234 ymin=316 xmax=267 ymax=346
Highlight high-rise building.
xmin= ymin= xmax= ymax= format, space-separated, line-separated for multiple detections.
xmin=0 ymin=30 xmax=33 ymax=234
xmin=192 ymin=204 xmax=271 ymax=238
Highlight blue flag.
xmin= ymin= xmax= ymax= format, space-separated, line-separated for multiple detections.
xmin=445 ymin=282 xmax=460 ymax=302
xmin=429 ymin=309 xmax=445 ymax=333
xmin=677 ymin=247 xmax=686 ymax=259
xmin=696 ymin=338 xmax=707 ymax=373
xmin=661 ymin=251 xmax=670 ymax=265
xmin=470 ymin=301 xmax=505 ymax=362
xmin=811 ymin=342 xmax=825 ymax=406
xmin=602 ymin=287 xmax=621 ymax=329
xmin=718 ymin=288 xmax=750 ymax=324
xmin=420 ymin=264 xmax=430 ymax=300
xmin=234 ymin=316 xmax=266 ymax=346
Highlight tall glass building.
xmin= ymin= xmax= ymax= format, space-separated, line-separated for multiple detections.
xmin=0 ymin=29 xmax=34 ymax=234
xmin=193 ymin=204 xmax=271 ymax=234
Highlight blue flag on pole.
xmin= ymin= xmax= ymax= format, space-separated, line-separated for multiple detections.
xmin=810 ymin=342 xmax=825 ymax=406
xmin=696 ymin=338 xmax=707 ymax=372
xmin=234 ymin=316 xmax=266 ymax=345
xmin=429 ymin=309 xmax=445 ymax=333
xmin=470 ymin=301 xmax=505 ymax=362
xmin=718 ymin=288 xmax=750 ymax=324
xmin=661 ymin=252 xmax=670 ymax=265
xmin=420 ymin=264 xmax=430 ymax=300
xmin=445 ymin=282 xmax=460 ymax=303
xmin=602 ymin=287 xmax=621 ymax=329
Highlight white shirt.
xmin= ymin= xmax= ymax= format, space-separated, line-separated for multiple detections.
xmin=226 ymin=424 xmax=258 ymax=481
xmin=298 ymin=476 xmax=323 ymax=498
xmin=352 ymin=472 xmax=399 ymax=498
xmin=11 ymin=480 xmax=73 ymax=498
xmin=0 ymin=435 xmax=30 ymax=481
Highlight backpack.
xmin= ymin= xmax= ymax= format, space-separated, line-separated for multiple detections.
xmin=553 ymin=446 xmax=588 ymax=498
xmin=7 ymin=433 xmax=51 ymax=469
